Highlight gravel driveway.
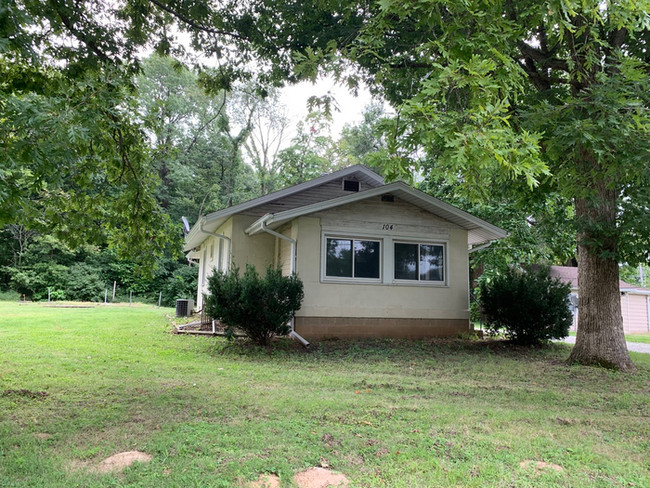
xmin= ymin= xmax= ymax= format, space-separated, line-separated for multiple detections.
xmin=562 ymin=336 xmax=650 ymax=354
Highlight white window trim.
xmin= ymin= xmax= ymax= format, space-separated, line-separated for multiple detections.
xmin=321 ymin=234 xmax=383 ymax=284
xmin=392 ymin=239 xmax=449 ymax=287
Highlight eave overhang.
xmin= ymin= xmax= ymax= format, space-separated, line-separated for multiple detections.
xmin=244 ymin=181 xmax=509 ymax=246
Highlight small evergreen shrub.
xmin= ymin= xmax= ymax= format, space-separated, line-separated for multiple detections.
xmin=479 ymin=266 xmax=572 ymax=345
xmin=204 ymin=265 xmax=304 ymax=346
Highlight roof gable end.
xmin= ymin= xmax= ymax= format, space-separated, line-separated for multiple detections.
xmin=245 ymin=181 xmax=508 ymax=245
xmin=184 ymin=165 xmax=384 ymax=250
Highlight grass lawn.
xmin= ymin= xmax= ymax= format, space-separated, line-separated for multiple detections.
xmin=1 ymin=302 xmax=648 ymax=487
xmin=623 ymin=334 xmax=650 ymax=344
xmin=569 ymin=331 xmax=650 ymax=344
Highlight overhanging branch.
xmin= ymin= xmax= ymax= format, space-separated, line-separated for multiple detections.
xmin=148 ymin=0 xmax=245 ymax=41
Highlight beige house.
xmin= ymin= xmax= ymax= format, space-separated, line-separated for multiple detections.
xmin=550 ymin=266 xmax=650 ymax=334
xmin=184 ymin=166 xmax=507 ymax=340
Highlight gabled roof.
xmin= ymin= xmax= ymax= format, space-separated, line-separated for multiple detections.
xmin=184 ymin=165 xmax=508 ymax=251
xmin=184 ymin=165 xmax=384 ymax=250
xmin=245 ymin=181 xmax=508 ymax=246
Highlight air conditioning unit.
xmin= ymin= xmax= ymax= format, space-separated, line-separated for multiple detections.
xmin=176 ymin=299 xmax=194 ymax=317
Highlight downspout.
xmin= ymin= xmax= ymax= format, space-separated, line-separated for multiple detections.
xmin=257 ymin=217 xmax=310 ymax=348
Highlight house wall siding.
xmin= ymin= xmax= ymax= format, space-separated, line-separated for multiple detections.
xmin=276 ymin=222 xmax=296 ymax=276
xmin=230 ymin=214 xmax=275 ymax=273
xmin=293 ymin=196 xmax=470 ymax=333
xmin=196 ymin=218 xmax=234 ymax=310
xmin=313 ymin=196 xmax=459 ymax=237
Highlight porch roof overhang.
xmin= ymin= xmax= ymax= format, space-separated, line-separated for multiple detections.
xmin=245 ymin=181 xmax=508 ymax=246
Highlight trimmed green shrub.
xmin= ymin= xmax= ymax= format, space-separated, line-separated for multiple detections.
xmin=479 ymin=266 xmax=572 ymax=345
xmin=204 ymin=265 xmax=304 ymax=346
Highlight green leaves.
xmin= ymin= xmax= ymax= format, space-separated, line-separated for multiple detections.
xmin=479 ymin=265 xmax=573 ymax=345
xmin=204 ymin=265 xmax=304 ymax=346
xmin=0 ymin=59 xmax=175 ymax=271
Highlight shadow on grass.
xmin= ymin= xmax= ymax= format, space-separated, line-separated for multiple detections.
xmin=208 ymin=335 xmax=571 ymax=365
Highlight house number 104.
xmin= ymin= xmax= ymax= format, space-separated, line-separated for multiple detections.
xmin=382 ymin=224 xmax=394 ymax=230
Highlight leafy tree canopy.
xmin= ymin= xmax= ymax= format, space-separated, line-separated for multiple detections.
xmin=1 ymin=1 xmax=176 ymax=270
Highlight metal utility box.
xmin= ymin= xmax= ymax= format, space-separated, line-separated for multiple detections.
xmin=176 ymin=299 xmax=194 ymax=317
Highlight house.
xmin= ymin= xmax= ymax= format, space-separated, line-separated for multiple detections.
xmin=550 ymin=266 xmax=650 ymax=334
xmin=184 ymin=165 xmax=508 ymax=340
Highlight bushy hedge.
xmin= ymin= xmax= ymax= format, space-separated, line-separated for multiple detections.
xmin=204 ymin=265 xmax=304 ymax=346
xmin=479 ymin=266 xmax=572 ymax=345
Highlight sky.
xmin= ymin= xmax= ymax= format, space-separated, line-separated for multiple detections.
xmin=279 ymin=77 xmax=375 ymax=139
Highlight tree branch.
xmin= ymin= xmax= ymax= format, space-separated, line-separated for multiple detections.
xmin=610 ymin=27 xmax=627 ymax=50
xmin=148 ymin=0 xmax=245 ymax=41
xmin=517 ymin=41 xmax=569 ymax=72
xmin=51 ymin=3 xmax=110 ymax=62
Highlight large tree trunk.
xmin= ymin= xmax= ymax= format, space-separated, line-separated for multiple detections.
xmin=567 ymin=167 xmax=635 ymax=371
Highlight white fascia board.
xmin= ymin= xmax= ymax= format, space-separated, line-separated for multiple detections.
xmin=246 ymin=181 xmax=508 ymax=242
xmin=184 ymin=165 xmax=383 ymax=250
xmin=183 ymin=216 xmax=229 ymax=251
xmin=183 ymin=225 xmax=203 ymax=252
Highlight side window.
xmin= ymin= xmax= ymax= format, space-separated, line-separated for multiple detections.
xmin=325 ymin=238 xmax=380 ymax=280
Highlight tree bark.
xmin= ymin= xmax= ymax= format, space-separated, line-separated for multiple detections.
xmin=567 ymin=163 xmax=635 ymax=371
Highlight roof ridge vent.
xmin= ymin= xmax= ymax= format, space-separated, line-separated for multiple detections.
xmin=342 ymin=179 xmax=360 ymax=192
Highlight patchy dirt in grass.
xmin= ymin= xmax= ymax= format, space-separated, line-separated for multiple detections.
xmin=520 ymin=460 xmax=564 ymax=473
xmin=94 ymin=451 xmax=152 ymax=473
xmin=2 ymin=389 xmax=48 ymax=399
xmin=321 ymin=432 xmax=341 ymax=448
xmin=293 ymin=467 xmax=349 ymax=487
xmin=246 ymin=468 xmax=349 ymax=488
xmin=246 ymin=473 xmax=281 ymax=487
xmin=34 ymin=433 xmax=52 ymax=440
xmin=67 ymin=459 xmax=90 ymax=473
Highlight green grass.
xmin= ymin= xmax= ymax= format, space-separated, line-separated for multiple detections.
xmin=1 ymin=302 xmax=648 ymax=487
xmin=623 ymin=334 xmax=650 ymax=344
xmin=569 ymin=331 xmax=650 ymax=344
